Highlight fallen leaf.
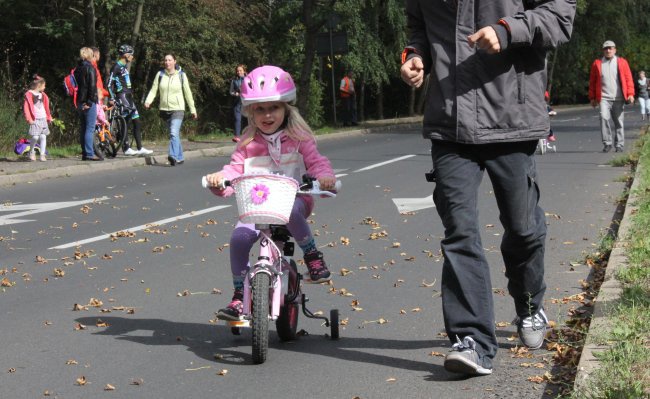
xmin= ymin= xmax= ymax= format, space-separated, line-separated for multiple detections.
xmin=35 ymin=255 xmax=48 ymax=264
xmin=386 ymin=377 xmax=397 ymax=383
xmin=76 ymin=376 xmax=87 ymax=386
xmin=74 ymin=323 xmax=87 ymax=331
xmin=429 ymin=351 xmax=445 ymax=357
xmin=66 ymin=359 xmax=78 ymax=365
xmin=216 ymin=369 xmax=228 ymax=376
xmin=421 ymin=279 xmax=436 ymax=288
xmin=104 ymin=384 xmax=116 ymax=391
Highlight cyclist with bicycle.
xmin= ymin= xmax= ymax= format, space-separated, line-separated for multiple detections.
xmin=108 ymin=44 xmax=152 ymax=156
xmin=204 ymin=65 xmax=336 ymax=321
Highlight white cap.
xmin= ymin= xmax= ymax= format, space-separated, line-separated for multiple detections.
xmin=602 ymin=40 xmax=616 ymax=48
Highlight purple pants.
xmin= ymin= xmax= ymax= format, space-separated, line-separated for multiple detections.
xmin=229 ymin=196 xmax=313 ymax=278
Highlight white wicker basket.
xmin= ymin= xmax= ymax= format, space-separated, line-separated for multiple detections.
xmin=230 ymin=174 xmax=299 ymax=224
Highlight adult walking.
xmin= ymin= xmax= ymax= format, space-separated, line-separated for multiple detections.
xmin=229 ymin=64 xmax=246 ymax=142
xmin=400 ymin=0 xmax=575 ymax=376
xmin=637 ymin=71 xmax=649 ymax=121
xmin=340 ymin=70 xmax=357 ymax=126
xmin=145 ymin=54 xmax=197 ymax=166
xmin=588 ymin=40 xmax=635 ymax=152
xmin=74 ymin=47 xmax=102 ymax=161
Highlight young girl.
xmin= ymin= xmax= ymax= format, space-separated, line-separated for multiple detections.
xmin=204 ymin=65 xmax=336 ymax=320
xmin=23 ymin=75 xmax=52 ymax=161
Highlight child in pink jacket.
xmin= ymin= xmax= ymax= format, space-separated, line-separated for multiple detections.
xmin=23 ymin=75 xmax=52 ymax=161
xmin=204 ymin=66 xmax=336 ymax=321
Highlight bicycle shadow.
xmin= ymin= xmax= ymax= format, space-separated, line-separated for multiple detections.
xmin=75 ymin=316 xmax=518 ymax=381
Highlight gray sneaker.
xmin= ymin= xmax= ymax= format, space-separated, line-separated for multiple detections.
xmin=513 ymin=308 xmax=549 ymax=349
xmin=443 ymin=336 xmax=493 ymax=376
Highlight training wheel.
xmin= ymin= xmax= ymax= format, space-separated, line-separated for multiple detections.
xmin=329 ymin=309 xmax=340 ymax=340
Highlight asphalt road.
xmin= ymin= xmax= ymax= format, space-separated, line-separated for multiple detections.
xmin=0 ymin=106 xmax=645 ymax=399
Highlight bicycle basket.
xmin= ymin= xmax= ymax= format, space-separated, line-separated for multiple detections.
xmin=230 ymin=174 xmax=299 ymax=224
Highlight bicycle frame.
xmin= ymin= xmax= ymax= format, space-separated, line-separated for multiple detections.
xmin=241 ymin=225 xmax=288 ymax=321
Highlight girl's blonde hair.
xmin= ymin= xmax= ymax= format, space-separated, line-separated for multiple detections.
xmin=79 ymin=47 xmax=94 ymax=61
xmin=238 ymin=103 xmax=314 ymax=146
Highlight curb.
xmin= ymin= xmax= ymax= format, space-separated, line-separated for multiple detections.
xmin=573 ymin=148 xmax=643 ymax=389
xmin=0 ymin=119 xmax=423 ymax=187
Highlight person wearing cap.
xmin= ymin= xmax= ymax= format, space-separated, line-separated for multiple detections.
xmin=588 ymin=40 xmax=635 ymax=153
xmin=108 ymin=44 xmax=153 ymax=156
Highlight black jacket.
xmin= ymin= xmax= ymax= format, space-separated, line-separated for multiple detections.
xmin=405 ymin=0 xmax=576 ymax=144
xmin=74 ymin=60 xmax=98 ymax=107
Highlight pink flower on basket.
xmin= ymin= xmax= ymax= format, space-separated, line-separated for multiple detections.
xmin=250 ymin=184 xmax=270 ymax=205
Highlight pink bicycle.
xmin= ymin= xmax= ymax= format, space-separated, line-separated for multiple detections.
xmin=202 ymin=173 xmax=340 ymax=364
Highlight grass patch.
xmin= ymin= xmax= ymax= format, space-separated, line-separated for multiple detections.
xmin=566 ymin=127 xmax=650 ymax=399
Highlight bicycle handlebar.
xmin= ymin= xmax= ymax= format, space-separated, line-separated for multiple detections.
xmin=201 ymin=176 xmax=340 ymax=197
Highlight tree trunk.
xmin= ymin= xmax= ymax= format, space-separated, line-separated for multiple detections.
xmin=376 ymin=85 xmax=384 ymax=119
xmin=297 ymin=0 xmax=336 ymax=115
xmin=83 ymin=0 xmax=96 ymax=46
xmin=547 ymin=47 xmax=558 ymax=97
xmin=131 ymin=0 xmax=145 ymax=45
xmin=359 ymin=79 xmax=365 ymax=122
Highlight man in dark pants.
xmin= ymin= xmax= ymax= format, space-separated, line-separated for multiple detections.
xmin=340 ymin=70 xmax=357 ymax=126
xmin=401 ymin=0 xmax=576 ymax=376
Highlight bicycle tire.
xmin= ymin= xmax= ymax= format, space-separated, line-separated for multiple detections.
xmin=276 ymin=259 xmax=299 ymax=341
xmin=276 ymin=303 xmax=299 ymax=342
xmin=105 ymin=130 xmax=119 ymax=158
xmin=251 ymin=272 xmax=270 ymax=364
xmin=92 ymin=129 xmax=105 ymax=159
xmin=111 ymin=116 xmax=128 ymax=153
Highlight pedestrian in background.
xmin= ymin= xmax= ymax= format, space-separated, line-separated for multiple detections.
xmin=22 ymin=74 xmax=52 ymax=162
xmin=401 ymin=0 xmax=575 ymax=376
xmin=588 ymin=40 xmax=635 ymax=152
xmin=74 ymin=47 xmax=102 ymax=161
xmin=339 ymin=70 xmax=357 ymax=126
xmin=229 ymin=64 xmax=246 ymax=142
xmin=145 ymin=54 xmax=197 ymax=166
xmin=637 ymin=71 xmax=649 ymax=121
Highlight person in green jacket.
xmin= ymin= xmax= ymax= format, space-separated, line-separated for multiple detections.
xmin=145 ymin=54 xmax=197 ymax=166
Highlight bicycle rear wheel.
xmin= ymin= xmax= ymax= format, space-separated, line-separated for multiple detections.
xmin=251 ymin=273 xmax=270 ymax=364
xmin=111 ymin=116 xmax=128 ymax=153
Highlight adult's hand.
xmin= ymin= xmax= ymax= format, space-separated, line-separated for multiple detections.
xmin=468 ymin=26 xmax=501 ymax=54
xmin=400 ymin=57 xmax=424 ymax=88
xmin=192 ymin=112 xmax=198 ymax=120
xmin=590 ymin=99 xmax=598 ymax=107
xmin=144 ymin=102 xmax=151 ymax=109
xmin=627 ymin=96 xmax=635 ymax=105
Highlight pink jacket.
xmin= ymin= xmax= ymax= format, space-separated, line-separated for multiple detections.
xmin=210 ymin=130 xmax=335 ymax=213
xmin=23 ymin=91 xmax=52 ymax=124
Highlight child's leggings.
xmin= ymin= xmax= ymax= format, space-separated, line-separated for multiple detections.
xmin=29 ymin=134 xmax=47 ymax=158
xmin=229 ymin=196 xmax=313 ymax=284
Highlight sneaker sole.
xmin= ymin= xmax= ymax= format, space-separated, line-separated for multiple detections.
xmin=444 ymin=357 xmax=493 ymax=376
xmin=304 ymin=276 xmax=332 ymax=284
xmin=216 ymin=311 xmax=244 ymax=321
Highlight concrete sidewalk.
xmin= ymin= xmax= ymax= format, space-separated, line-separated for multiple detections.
xmin=0 ymin=117 xmax=423 ymax=187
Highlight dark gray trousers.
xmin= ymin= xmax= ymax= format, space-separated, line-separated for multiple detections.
xmin=430 ymin=140 xmax=547 ymax=368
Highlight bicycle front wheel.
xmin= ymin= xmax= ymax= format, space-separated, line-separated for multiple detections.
xmin=251 ymin=273 xmax=270 ymax=364
xmin=111 ymin=116 xmax=128 ymax=153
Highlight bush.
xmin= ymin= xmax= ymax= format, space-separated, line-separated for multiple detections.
xmin=0 ymin=91 xmax=26 ymax=153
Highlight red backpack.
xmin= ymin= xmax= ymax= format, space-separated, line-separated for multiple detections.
xmin=63 ymin=68 xmax=78 ymax=106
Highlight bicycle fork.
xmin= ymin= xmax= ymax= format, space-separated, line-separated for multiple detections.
xmin=242 ymin=234 xmax=283 ymax=320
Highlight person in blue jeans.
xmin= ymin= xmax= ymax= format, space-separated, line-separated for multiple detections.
xmin=74 ymin=47 xmax=102 ymax=161
xmin=145 ymin=54 xmax=197 ymax=166
xmin=401 ymin=0 xmax=576 ymax=376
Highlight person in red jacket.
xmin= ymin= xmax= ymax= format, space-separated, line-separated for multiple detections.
xmin=588 ymin=40 xmax=635 ymax=153
xmin=23 ymin=74 xmax=52 ymax=161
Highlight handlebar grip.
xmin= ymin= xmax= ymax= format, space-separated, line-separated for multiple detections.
xmin=202 ymin=176 xmax=230 ymax=189
xmin=334 ymin=180 xmax=342 ymax=192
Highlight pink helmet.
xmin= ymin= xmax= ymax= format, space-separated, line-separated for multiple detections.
xmin=240 ymin=65 xmax=296 ymax=106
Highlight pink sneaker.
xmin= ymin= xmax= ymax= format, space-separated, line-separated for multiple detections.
xmin=303 ymin=250 xmax=331 ymax=283
xmin=216 ymin=289 xmax=244 ymax=320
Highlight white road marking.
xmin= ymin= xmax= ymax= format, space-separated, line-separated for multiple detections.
xmin=0 ymin=197 xmax=110 ymax=226
xmin=392 ymin=195 xmax=435 ymax=213
xmin=353 ymin=155 xmax=416 ymax=172
xmin=49 ymin=205 xmax=231 ymax=250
